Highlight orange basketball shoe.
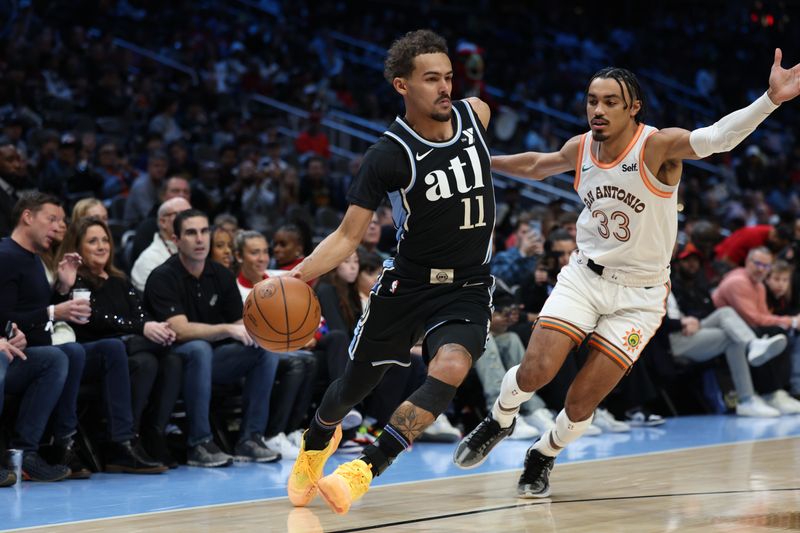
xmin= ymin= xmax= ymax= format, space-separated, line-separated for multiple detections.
xmin=287 ymin=425 xmax=342 ymax=506
xmin=317 ymin=458 xmax=373 ymax=515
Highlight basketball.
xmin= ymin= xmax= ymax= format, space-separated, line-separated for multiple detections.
xmin=243 ymin=276 xmax=321 ymax=352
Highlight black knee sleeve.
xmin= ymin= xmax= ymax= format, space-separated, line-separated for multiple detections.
xmin=406 ymin=376 xmax=457 ymax=417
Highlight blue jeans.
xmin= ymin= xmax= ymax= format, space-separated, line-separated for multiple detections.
xmin=172 ymin=340 xmax=279 ymax=446
xmin=0 ymin=346 xmax=68 ymax=451
xmin=54 ymin=339 xmax=135 ymax=443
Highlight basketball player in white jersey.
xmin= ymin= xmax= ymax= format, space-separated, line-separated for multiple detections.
xmin=455 ymin=49 xmax=800 ymax=497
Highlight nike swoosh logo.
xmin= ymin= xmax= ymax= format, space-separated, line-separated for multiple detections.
xmin=463 ymin=281 xmax=484 ymax=287
xmin=581 ymin=164 xmax=593 ymax=172
xmin=416 ymin=149 xmax=434 ymax=161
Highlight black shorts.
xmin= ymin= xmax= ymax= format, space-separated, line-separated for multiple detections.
xmin=348 ymin=257 xmax=494 ymax=366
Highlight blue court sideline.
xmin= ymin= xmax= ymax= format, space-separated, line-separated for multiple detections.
xmin=2 ymin=414 xmax=800 ymax=530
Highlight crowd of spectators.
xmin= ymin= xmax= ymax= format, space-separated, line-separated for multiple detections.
xmin=2 ymin=0 xmax=800 ymax=486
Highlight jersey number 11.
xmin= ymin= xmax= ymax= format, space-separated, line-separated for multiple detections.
xmin=459 ymin=196 xmax=487 ymax=230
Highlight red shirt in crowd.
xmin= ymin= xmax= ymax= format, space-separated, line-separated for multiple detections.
xmin=714 ymin=225 xmax=771 ymax=265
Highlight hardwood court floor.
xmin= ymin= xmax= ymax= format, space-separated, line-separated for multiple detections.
xmin=20 ymin=436 xmax=799 ymax=533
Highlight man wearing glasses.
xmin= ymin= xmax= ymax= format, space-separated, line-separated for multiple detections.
xmin=712 ymin=246 xmax=800 ymax=414
xmin=131 ymin=197 xmax=191 ymax=292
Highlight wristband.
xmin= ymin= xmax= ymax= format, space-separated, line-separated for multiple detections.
xmin=792 ymin=317 xmax=797 ymax=330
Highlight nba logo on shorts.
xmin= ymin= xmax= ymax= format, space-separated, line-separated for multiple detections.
xmin=390 ymin=280 xmax=399 ymax=294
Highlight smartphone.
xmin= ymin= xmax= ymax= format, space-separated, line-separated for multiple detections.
xmin=4 ymin=321 xmax=15 ymax=340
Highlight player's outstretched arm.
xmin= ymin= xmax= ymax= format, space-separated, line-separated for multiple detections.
xmin=291 ymin=204 xmax=373 ymax=282
xmin=491 ymin=135 xmax=581 ymax=181
xmin=654 ymin=48 xmax=799 ymax=163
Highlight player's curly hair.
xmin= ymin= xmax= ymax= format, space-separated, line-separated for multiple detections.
xmin=384 ymin=29 xmax=448 ymax=83
xmin=587 ymin=67 xmax=645 ymax=124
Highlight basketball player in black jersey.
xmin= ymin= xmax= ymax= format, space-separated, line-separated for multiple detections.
xmin=286 ymin=29 xmax=495 ymax=515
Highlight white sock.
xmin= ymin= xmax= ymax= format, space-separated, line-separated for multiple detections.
xmin=533 ymin=409 xmax=593 ymax=457
xmin=491 ymin=365 xmax=534 ymax=428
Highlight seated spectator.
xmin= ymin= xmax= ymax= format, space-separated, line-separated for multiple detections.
xmin=491 ymin=213 xmax=543 ymax=287
xmin=210 ymin=226 xmax=234 ymax=271
xmin=234 ymin=230 xmax=315 ymax=459
xmin=1 ymin=324 xmax=71 ymax=482
xmin=271 ymin=224 xmax=317 ymax=284
xmin=356 ymin=248 xmax=383 ymax=306
xmin=360 ymin=212 xmax=388 ymax=260
xmin=131 ymin=197 xmax=191 ymax=292
xmin=714 ymin=221 xmax=793 ymax=267
xmin=712 ymin=247 xmax=800 ymax=414
xmin=519 ymin=229 xmax=574 ymax=323
xmin=144 ymin=209 xmax=281 ymax=466
xmin=130 ymin=175 xmax=192 ymax=264
xmin=666 ymin=291 xmax=784 ymax=417
xmin=294 ymin=112 xmax=330 ymax=159
xmin=473 ymin=290 xmax=549 ymax=439
xmin=60 ymin=217 xmax=182 ymax=467
xmin=71 ymin=197 xmax=108 ymax=224
xmin=299 ymin=156 xmax=333 ymax=215
xmin=213 ymin=213 xmax=238 ymax=235
xmin=124 ymin=150 xmax=169 ymax=227
xmin=764 ymin=260 xmax=800 ymax=399
xmin=0 ymin=193 xmax=165 ymax=477
xmin=96 ymin=142 xmax=134 ymax=200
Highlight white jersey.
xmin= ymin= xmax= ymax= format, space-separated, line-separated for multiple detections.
xmin=573 ymin=123 xmax=678 ymax=277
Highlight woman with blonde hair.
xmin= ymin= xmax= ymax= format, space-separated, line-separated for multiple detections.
xmin=71 ymin=197 xmax=108 ymax=224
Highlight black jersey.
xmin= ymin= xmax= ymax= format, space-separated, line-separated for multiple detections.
xmin=347 ymin=99 xmax=495 ymax=270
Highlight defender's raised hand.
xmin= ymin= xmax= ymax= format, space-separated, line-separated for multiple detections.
xmin=767 ymin=48 xmax=800 ymax=105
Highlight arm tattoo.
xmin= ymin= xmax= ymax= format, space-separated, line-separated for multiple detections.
xmin=389 ymin=401 xmax=435 ymax=442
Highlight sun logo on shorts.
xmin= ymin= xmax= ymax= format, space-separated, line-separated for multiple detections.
xmin=622 ymin=328 xmax=643 ymax=353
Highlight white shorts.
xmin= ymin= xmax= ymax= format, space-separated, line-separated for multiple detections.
xmin=538 ymin=253 xmax=670 ymax=369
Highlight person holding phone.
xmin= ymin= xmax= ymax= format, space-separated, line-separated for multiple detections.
xmin=491 ymin=214 xmax=545 ymax=287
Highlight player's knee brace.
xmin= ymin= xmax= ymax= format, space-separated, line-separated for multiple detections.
xmin=407 ymin=376 xmax=457 ymax=417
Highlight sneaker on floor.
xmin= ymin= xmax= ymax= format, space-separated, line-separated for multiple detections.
xmin=765 ymin=389 xmax=800 ymax=415
xmin=517 ymin=446 xmax=555 ymax=498
xmin=336 ymin=439 xmax=364 ymax=454
xmin=592 ymin=408 xmax=631 ymax=433
xmin=747 ymin=334 xmax=787 ymax=367
xmin=353 ymin=428 xmax=377 ymax=446
xmin=509 ymin=416 xmax=540 ymax=440
xmin=342 ymin=409 xmax=363 ymax=431
xmin=286 ymin=429 xmax=304 ymax=449
xmin=418 ymin=414 xmax=461 ymax=443
xmin=736 ymin=396 xmax=780 ymax=417
xmin=453 ymin=415 xmax=515 ymax=469
xmin=287 ymin=425 xmax=343 ymax=507
xmin=0 ymin=468 xmax=15 ymax=487
xmin=22 ymin=451 xmax=70 ymax=482
xmin=625 ymin=409 xmax=666 ymax=427
xmin=187 ymin=440 xmax=233 ymax=468
xmin=523 ymin=408 xmax=556 ymax=434
xmin=234 ymin=434 xmax=281 ymax=463
xmin=317 ymin=458 xmax=373 ymax=515
xmin=265 ymin=433 xmax=300 ymax=460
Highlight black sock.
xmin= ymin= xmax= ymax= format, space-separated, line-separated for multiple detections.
xmin=359 ymin=423 xmax=408 ymax=477
xmin=304 ymin=413 xmax=339 ymax=451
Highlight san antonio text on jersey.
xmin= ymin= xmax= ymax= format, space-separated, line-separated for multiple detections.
xmin=347 ymin=99 xmax=495 ymax=270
